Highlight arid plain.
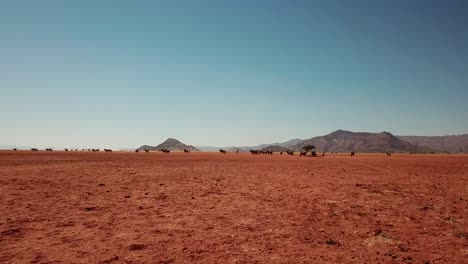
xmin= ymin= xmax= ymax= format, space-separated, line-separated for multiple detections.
xmin=0 ymin=151 xmax=466 ymax=263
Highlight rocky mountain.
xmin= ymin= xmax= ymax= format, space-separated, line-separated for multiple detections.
xmin=196 ymin=146 xmax=222 ymax=152
xmin=398 ymin=134 xmax=468 ymax=153
xmin=260 ymin=145 xmax=291 ymax=152
xmin=196 ymin=138 xmax=303 ymax=152
xmin=292 ymin=130 xmax=431 ymax=153
xmin=138 ymin=138 xmax=199 ymax=152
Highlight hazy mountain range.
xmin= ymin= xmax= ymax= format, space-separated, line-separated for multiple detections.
xmin=3 ymin=130 xmax=468 ymax=153
xmin=196 ymin=130 xmax=468 ymax=153
xmin=398 ymin=134 xmax=468 ymax=153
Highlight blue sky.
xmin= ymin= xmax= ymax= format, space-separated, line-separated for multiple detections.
xmin=1 ymin=0 xmax=467 ymax=148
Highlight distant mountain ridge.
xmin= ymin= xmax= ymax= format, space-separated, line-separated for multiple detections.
xmin=260 ymin=145 xmax=291 ymax=152
xmin=196 ymin=138 xmax=303 ymax=152
xmin=5 ymin=131 xmax=466 ymax=153
xmin=138 ymin=138 xmax=199 ymax=152
xmin=198 ymin=130 xmax=468 ymax=153
xmin=292 ymin=130 xmax=432 ymax=153
xmin=398 ymin=134 xmax=468 ymax=153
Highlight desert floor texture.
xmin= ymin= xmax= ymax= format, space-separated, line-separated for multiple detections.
xmin=0 ymin=151 xmax=467 ymax=263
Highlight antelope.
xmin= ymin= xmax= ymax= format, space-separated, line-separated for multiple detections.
xmin=160 ymin=149 xmax=170 ymax=154
xmin=386 ymin=152 xmax=391 ymax=156
xmin=250 ymin=150 xmax=259 ymax=155
xmin=351 ymin=152 xmax=355 ymax=156
xmin=184 ymin=149 xmax=190 ymax=153
xmin=219 ymin=149 xmax=226 ymax=154
xmin=46 ymin=148 xmax=53 ymax=151
xmin=31 ymin=148 xmax=38 ymax=151
xmin=300 ymin=151 xmax=307 ymax=157
xmin=135 ymin=149 xmax=139 ymax=152
xmin=104 ymin=149 xmax=112 ymax=152
xmin=286 ymin=150 xmax=294 ymax=156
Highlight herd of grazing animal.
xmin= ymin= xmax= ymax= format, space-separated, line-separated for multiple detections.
xmin=249 ymin=150 xmax=273 ymax=155
xmin=14 ymin=146 xmax=394 ymax=157
xmin=23 ymin=148 xmax=108 ymax=152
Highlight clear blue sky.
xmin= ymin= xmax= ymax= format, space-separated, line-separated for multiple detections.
xmin=1 ymin=0 xmax=467 ymax=148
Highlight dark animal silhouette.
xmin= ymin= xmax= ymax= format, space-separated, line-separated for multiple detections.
xmin=322 ymin=152 xmax=325 ymax=157
xmin=250 ymin=150 xmax=259 ymax=155
xmin=386 ymin=152 xmax=391 ymax=156
xmin=160 ymin=149 xmax=170 ymax=153
xmin=286 ymin=150 xmax=294 ymax=156
xmin=266 ymin=150 xmax=273 ymax=155
xmin=46 ymin=148 xmax=53 ymax=151
xmin=144 ymin=149 xmax=150 ymax=153
xmin=65 ymin=149 xmax=68 ymax=152
xmin=351 ymin=152 xmax=355 ymax=156
xmin=236 ymin=150 xmax=239 ymax=154
xmin=13 ymin=148 xmax=17 ymax=151
xmin=280 ymin=152 xmax=283 ymax=155
xmin=300 ymin=151 xmax=307 ymax=157
xmin=104 ymin=149 xmax=112 ymax=152
xmin=31 ymin=148 xmax=38 ymax=151
xmin=219 ymin=149 xmax=226 ymax=154
xmin=135 ymin=149 xmax=139 ymax=152
xmin=311 ymin=151 xmax=317 ymax=157
xmin=184 ymin=149 xmax=190 ymax=153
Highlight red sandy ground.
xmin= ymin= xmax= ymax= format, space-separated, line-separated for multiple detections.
xmin=0 ymin=151 xmax=466 ymax=263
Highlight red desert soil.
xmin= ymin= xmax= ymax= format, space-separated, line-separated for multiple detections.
xmin=0 ymin=151 xmax=466 ymax=263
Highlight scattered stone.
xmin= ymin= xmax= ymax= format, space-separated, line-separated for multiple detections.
xmin=455 ymin=231 xmax=468 ymax=239
xmin=1 ymin=228 xmax=20 ymax=236
xmin=159 ymin=258 xmax=175 ymax=264
xmin=325 ymin=239 xmax=339 ymax=245
xmin=84 ymin=207 xmax=96 ymax=211
xmin=129 ymin=243 xmax=146 ymax=251
xmin=101 ymin=255 xmax=118 ymax=263
xmin=420 ymin=204 xmax=434 ymax=211
xmin=124 ymin=195 xmax=131 ymax=198
xmin=99 ymin=183 xmax=105 ymax=186
xmin=444 ymin=216 xmax=455 ymax=222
